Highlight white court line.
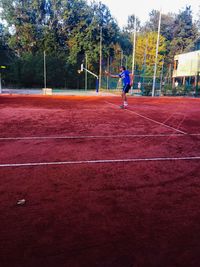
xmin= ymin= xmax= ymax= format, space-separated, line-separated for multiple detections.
xmin=0 ymin=156 xmax=200 ymax=168
xmin=0 ymin=133 xmax=189 ymax=141
xmin=105 ymin=101 xmax=187 ymax=135
xmin=0 ymin=133 xmax=199 ymax=141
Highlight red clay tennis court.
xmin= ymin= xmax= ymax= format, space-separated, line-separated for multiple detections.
xmin=0 ymin=94 xmax=200 ymax=267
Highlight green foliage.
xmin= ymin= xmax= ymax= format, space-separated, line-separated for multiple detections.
xmin=169 ymin=6 xmax=198 ymax=58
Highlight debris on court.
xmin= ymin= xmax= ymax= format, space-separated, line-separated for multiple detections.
xmin=16 ymin=199 xmax=26 ymax=205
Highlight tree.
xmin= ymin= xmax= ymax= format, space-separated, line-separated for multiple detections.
xmin=124 ymin=15 xmax=141 ymax=33
xmin=143 ymin=10 xmax=175 ymax=41
xmin=169 ymin=6 xmax=198 ymax=58
xmin=135 ymin=32 xmax=166 ymax=77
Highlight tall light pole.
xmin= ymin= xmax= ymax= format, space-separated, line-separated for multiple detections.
xmin=142 ymin=38 xmax=148 ymax=87
xmin=120 ymin=50 xmax=123 ymax=66
xmin=85 ymin=53 xmax=88 ymax=91
xmin=106 ymin=56 xmax=109 ymax=90
xmin=131 ymin=15 xmax=137 ymax=95
xmin=99 ymin=26 xmax=102 ymax=90
xmin=125 ymin=55 xmax=127 ymax=69
xmin=152 ymin=10 xmax=162 ymax=97
xmin=160 ymin=58 xmax=164 ymax=92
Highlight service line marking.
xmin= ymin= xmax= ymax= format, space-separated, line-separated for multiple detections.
xmin=0 ymin=156 xmax=200 ymax=168
xmin=0 ymin=133 xmax=189 ymax=141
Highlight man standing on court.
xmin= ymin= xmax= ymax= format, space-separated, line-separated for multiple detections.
xmin=105 ymin=66 xmax=133 ymax=109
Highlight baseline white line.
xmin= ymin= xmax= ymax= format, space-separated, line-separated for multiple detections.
xmin=105 ymin=101 xmax=187 ymax=135
xmin=0 ymin=156 xmax=200 ymax=168
xmin=0 ymin=133 xmax=188 ymax=141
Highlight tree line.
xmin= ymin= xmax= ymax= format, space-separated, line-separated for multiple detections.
xmin=0 ymin=0 xmax=199 ymax=89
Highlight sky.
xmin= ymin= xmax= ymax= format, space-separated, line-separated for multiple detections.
xmin=100 ymin=0 xmax=200 ymax=28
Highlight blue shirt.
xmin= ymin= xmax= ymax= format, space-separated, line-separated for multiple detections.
xmin=119 ymin=70 xmax=130 ymax=86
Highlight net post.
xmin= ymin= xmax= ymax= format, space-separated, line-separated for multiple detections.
xmin=0 ymin=73 xmax=2 ymax=94
xmin=96 ymin=78 xmax=99 ymax=93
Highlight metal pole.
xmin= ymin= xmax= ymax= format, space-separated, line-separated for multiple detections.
xmin=160 ymin=58 xmax=164 ymax=92
xmin=83 ymin=67 xmax=98 ymax=79
xmin=85 ymin=54 xmax=87 ymax=91
xmin=44 ymin=51 xmax=47 ymax=88
xmin=99 ymin=26 xmax=102 ymax=90
xmin=121 ymin=50 xmax=123 ymax=66
xmin=131 ymin=16 xmax=137 ymax=95
xmin=107 ymin=56 xmax=109 ymax=90
xmin=152 ymin=10 xmax=162 ymax=97
xmin=142 ymin=38 xmax=148 ymax=90
xmin=0 ymin=73 xmax=2 ymax=94
xmin=196 ymin=53 xmax=200 ymax=95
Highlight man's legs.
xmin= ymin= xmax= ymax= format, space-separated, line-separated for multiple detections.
xmin=120 ymin=91 xmax=128 ymax=108
xmin=124 ymin=93 xmax=128 ymax=106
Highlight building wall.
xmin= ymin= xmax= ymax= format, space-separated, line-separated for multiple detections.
xmin=173 ymin=50 xmax=200 ymax=78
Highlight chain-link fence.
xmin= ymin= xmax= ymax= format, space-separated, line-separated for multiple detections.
xmin=100 ymin=74 xmax=200 ymax=97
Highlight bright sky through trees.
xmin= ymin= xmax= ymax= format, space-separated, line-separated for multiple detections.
xmin=100 ymin=0 xmax=200 ymax=28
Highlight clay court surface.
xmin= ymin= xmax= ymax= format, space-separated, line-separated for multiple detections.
xmin=0 ymin=94 xmax=200 ymax=267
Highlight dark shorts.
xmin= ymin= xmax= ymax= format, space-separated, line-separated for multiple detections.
xmin=122 ymin=84 xmax=131 ymax=93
